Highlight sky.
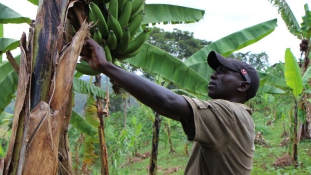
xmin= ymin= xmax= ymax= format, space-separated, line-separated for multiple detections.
xmin=0 ymin=0 xmax=309 ymax=65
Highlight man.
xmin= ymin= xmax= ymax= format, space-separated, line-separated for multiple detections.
xmin=82 ymin=38 xmax=259 ymax=175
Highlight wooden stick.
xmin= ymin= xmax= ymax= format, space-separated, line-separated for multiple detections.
xmin=6 ymin=51 xmax=20 ymax=75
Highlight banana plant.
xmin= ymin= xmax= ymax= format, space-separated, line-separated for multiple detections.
xmin=268 ymin=46 xmax=311 ymax=163
xmin=0 ymin=0 xmax=279 ymax=173
xmin=283 ymin=48 xmax=303 ymax=163
xmin=1 ymin=1 xmax=210 ymax=174
xmin=268 ymin=0 xmax=303 ymax=39
xmin=268 ymin=1 xmax=311 ymax=140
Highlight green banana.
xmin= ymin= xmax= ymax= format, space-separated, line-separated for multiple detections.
xmin=91 ymin=28 xmax=97 ymax=40
xmin=115 ymin=45 xmax=143 ymax=60
xmin=118 ymin=0 xmax=132 ymax=28
xmin=107 ymin=30 xmax=118 ymax=50
xmin=103 ymin=42 xmax=113 ymax=62
xmin=124 ymin=28 xmax=149 ymax=54
xmin=128 ymin=12 xmax=143 ymax=40
xmin=115 ymin=26 xmax=130 ymax=54
xmin=108 ymin=14 xmax=123 ymax=42
xmin=93 ymin=28 xmax=103 ymax=44
xmin=131 ymin=0 xmax=144 ymax=17
xmin=88 ymin=7 xmax=96 ymax=22
xmin=108 ymin=0 xmax=118 ymax=19
xmin=117 ymin=0 xmax=125 ymax=14
xmin=90 ymin=2 xmax=109 ymax=38
xmin=76 ymin=61 xmax=101 ymax=75
xmin=88 ymin=6 xmax=97 ymax=36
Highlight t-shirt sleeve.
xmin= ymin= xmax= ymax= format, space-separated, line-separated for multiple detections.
xmin=181 ymin=96 xmax=234 ymax=150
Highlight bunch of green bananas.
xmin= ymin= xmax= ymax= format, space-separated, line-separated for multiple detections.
xmin=76 ymin=0 xmax=149 ymax=76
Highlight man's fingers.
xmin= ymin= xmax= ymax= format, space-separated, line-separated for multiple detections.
xmin=84 ymin=38 xmax=97 ymax=46
xmin=80 ymin=56 xmax=99 ymax=70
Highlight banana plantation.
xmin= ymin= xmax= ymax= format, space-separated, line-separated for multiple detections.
xmin=0 ymin=0 xmax=311 ymax=174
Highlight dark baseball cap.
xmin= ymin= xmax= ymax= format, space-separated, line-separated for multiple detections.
xmin=207 ymin=51 xmax=259 ymax=101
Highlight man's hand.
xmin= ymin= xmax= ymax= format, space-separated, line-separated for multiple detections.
xmin=81 ymin=38 xmax=107 ymax=72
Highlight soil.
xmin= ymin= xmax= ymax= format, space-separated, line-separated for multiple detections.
xmin=272 ymin=154 xmax=292 ymax=168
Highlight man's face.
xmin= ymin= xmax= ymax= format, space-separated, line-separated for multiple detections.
xmin=208 ymin=66 xmax=245 ymax=100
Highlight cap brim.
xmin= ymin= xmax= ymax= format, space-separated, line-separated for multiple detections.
xmin=207 ymin=51 xmax=237 ymax=71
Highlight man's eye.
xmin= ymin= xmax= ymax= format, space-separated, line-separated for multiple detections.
xmin=216 ymin=67 xmax=227 ymax=74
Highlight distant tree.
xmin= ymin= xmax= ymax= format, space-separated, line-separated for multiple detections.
xmin=147 ymin=27 xmax=211 ymax=61
xmin=228 ymin=51 xmax=270 ymax=71
xmin=266 ymin=62 xmax=285 ymax=79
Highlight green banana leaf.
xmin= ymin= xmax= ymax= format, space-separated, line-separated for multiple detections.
xmin=0 ymin=61 xmax=16 ymax=80
xmin=27 ymin=0 xmax=38 ymax=6
xmin=184 ymin=19 xmax=278 ymax=80
xmin=124 ymin=43 xmax=209 ymax=95
xmin=73 ymin=77 xmax=106 ymax=99
xmin=143 ymin=4 xmax=205 ymax=25
xmin=0 ymin=57 xmax=20 ymax=114
xmin=0 ymin=71 xmax=18 ymax=114
xmin=85 ymin=94 xmax=100 ymax=128
xmin=301 ymin=4 xmax=311 ymax=37
xmin=74 ymin=71 xmax=84 ymax=78
xmin=284 ymin=48 xmax=303 ymax=97
xmin=0 ymin=23 xmax=2 ymax=37
xmin=0 ymin=111 xmax=13 ymax=126
xmin=268 ymin=0 xmax=303 ymax=39
xmin=0 ymin=23 xmax=3 ymax=62
xmin=257 ymin=71 xmax=287 ymax=88
xmin=70 ymin=110 xmax=97 ymax=137
xmin=0 ymin=3 xmax=32 ymax=24
xmin=0 ymin=38 xmax=20 ymax=52
xmin=257 ymin=84 xmax=286 ymax=95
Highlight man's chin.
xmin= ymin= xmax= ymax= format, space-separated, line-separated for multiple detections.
xmin=207 ymin=93 xmax=215 ymax=99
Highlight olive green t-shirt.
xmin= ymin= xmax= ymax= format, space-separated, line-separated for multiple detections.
xmin=181 ymin=96 xmax=255 ymax=175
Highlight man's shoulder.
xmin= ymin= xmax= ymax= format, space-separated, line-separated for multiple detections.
xmin=182 ymin=96 xmax=252 ymax=115
xmin=213 ymin=99 xmax=253 ymax=116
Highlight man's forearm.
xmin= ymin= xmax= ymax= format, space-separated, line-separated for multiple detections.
xmin=101 ymin=62 xmax=189 ymax=120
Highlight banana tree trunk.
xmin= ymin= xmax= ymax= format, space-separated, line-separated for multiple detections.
xmin=292 ymin=99 xmax=298 ymax=163
xmin=124 ymin=97 xmax=127 ymax=129
xmin=95 ymin=75 xmax=110 ymax=175
xmin=300 ymin=94 xmax=311 ymax=140
xmin=149 ymin=113 xmax=162 ymax=175
xmin=164 ymin=122 xmax=175 ymax=153
xmin=299 ymin=44 xmax=311 ymax=140
xmin=58 ymin=86 xmax=74 ymax=175
xmin=3 ymin=0 xmax=89 ymax=174
xmin=184 ymin=143 xmax=189 ymax=157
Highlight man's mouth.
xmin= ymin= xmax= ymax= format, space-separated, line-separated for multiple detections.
xmin=208 ymin=81 xmax=216 ymax=86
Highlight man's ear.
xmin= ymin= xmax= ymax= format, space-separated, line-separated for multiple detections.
xmin=237 ymin=81 xmax=250 ymax=92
